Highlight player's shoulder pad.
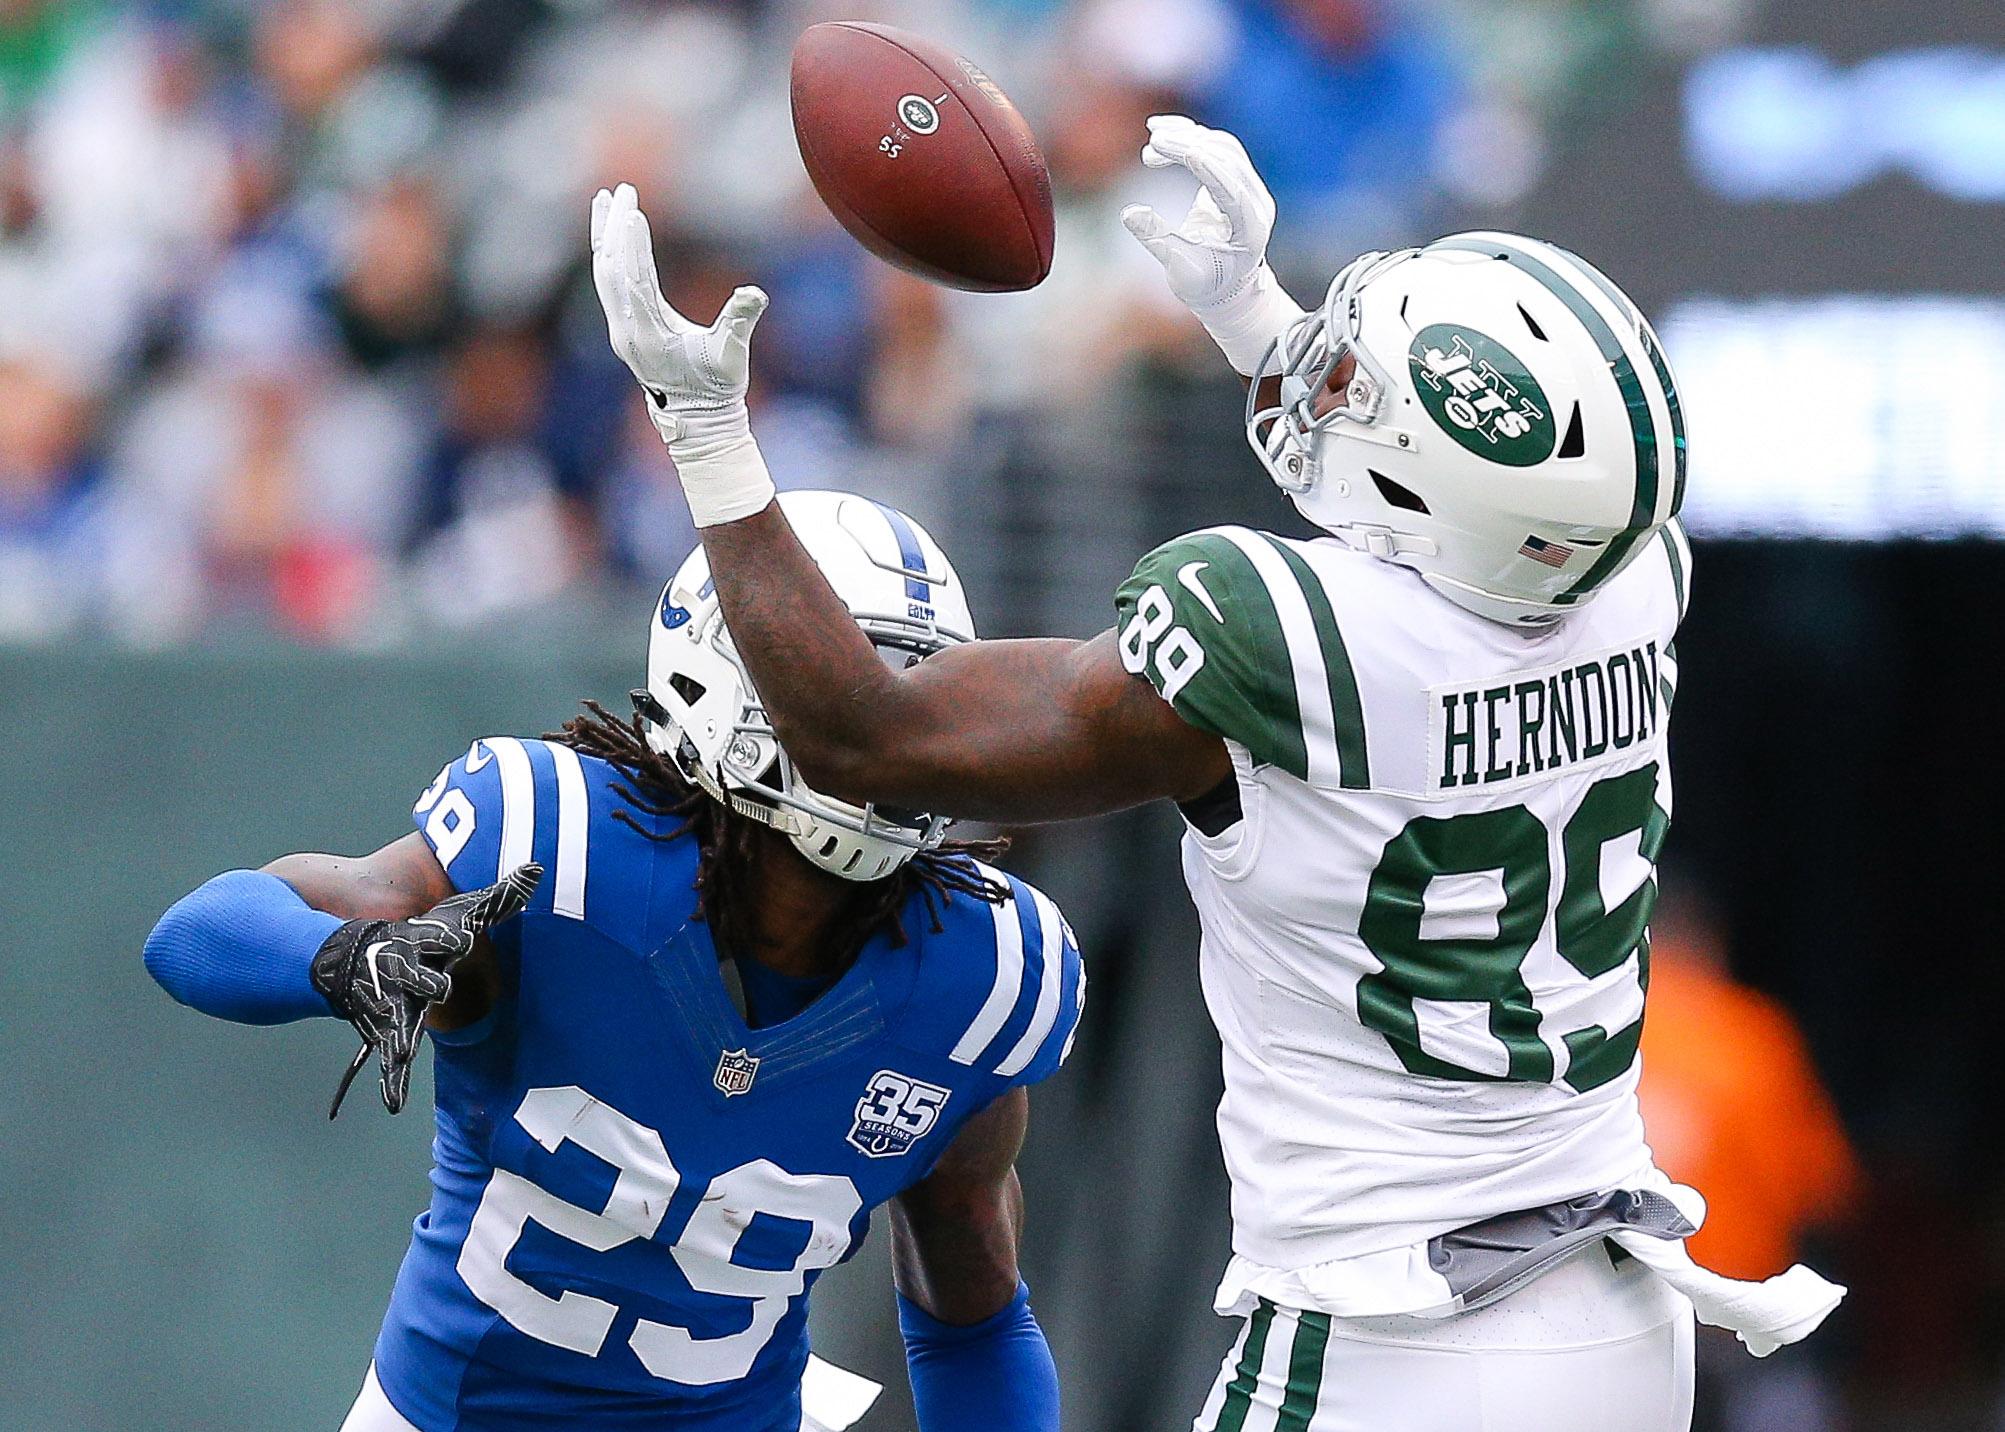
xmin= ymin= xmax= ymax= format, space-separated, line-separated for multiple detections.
xmin=412 ymin=737 xmax=616 ymax=921
xmin=1116 ymin=526 xmax=1359 ymax=784
xmin=901 ymin=862 xmax=1086 ymax=1089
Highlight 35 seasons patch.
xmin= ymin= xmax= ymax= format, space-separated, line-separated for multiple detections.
xmin=1409 ymin=324 xmax=1556 ymax=467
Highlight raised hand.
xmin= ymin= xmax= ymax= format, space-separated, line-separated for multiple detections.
xmin=591 ymin=183 xmax=768 ymax=441
xmin=1121 ymin=115 xmax=1279 ymax=312
xmin=1119 ymin=116 xmax=1305 ymax=377
xmin=589 ymin=183 xmax=778 ymax=527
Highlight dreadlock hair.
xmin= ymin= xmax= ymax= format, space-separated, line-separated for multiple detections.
xmin=545 ymin=699 xmax=1010 ymax=977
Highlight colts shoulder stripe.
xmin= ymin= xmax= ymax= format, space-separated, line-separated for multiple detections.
xmin=950 ymin=871 xmax=1025 ymax=1065
xmin=995 ymin=884 xmax=1066 ymax=1078
xmin=483 ymin=738 xmax=537 ymax=883
xmin=543 ymin=740 xmax=590 ymax=920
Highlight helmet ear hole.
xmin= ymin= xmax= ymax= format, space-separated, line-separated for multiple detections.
xmin=1557 ymin=403 xmax=1585 ymax=460
xmin=1370 ymin=471 xmax=1431 ymax=515
xmin=668 ymin=672 xmax=707 ymax=706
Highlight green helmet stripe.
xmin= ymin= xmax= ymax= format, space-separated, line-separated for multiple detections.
xmin=1430 ymin=237 xmax=1663 ymax=601
xmin=1645 ymin=325 xmax=1687 ymax=518
xmin=1559 ymin=250 xmax=1688 ymax=520
xmin=1264 ymin=536 xmax=1371 ymax=790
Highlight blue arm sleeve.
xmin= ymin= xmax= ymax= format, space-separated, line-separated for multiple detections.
xmin=143 ymin=871 xmax=343 ymax=1025
xmin=898 ymin=1282 xmax=1060 ymax=1432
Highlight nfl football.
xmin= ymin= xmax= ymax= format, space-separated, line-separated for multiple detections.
xmin=790 ymin=22 xmax=1054 ymax=293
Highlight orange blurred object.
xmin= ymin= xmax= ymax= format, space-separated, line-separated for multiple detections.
xmin=1639 ymin=918 xmax=1862 ymax=1281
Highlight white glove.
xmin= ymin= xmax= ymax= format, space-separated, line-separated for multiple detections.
xmin=591 ymin=182 xmax=776 ymax=527
xmin=1120 ymin=115 xmax=1306 ymax=377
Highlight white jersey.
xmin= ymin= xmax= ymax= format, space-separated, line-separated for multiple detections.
xmin=1115 ymin=519 xmax=1692 ymax=1311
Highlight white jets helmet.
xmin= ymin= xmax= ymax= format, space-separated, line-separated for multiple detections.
xmin=1248 ymin=231 xmax=1686 ymax=627
xmin=635 ymin=489 xmax=974 ymax=882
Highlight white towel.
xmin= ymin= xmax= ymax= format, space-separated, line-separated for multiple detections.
xmin=801 ymin=1353 xmax=884 ymax=1431
xmin=1612 ymin=1179 xmax=1847 ymax=1357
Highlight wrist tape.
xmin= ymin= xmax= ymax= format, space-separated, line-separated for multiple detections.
xmin=649 ymin=398 xmax=777 ymax=528
xmin=1193 ymin=264 xmax=1309 ymax=377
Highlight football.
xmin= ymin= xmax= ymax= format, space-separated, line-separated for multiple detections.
xmin=790 ymin=22 xmax=1054 ymax=293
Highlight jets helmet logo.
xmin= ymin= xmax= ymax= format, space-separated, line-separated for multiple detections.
xmin=848 ymin=1070 xmax=951 ymax=1158
xmin=713 ymin=1047 xmax=760 ymax=1097
xmin=1408 ymin=324 xmax=1556 ymax=468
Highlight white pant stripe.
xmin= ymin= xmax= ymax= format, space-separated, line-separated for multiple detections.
xmin=1246 ymin=1305 xmax=1301 ymax=1432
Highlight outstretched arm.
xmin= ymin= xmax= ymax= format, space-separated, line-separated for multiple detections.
xmin=263 ymin=835 xmax=501 ymax=1032
xmin=699 ymin=508 xmax=1229 ymax=823
xmin=144 ymin=832 xmax=536 ymax=1114
xmin=891 ymin=1089 xmax=1060 ymax=1432
xmin=587 ymin=145 xmax=1300 ymax=824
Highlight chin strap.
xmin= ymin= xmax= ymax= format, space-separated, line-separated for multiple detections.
xmin=1336 ymin=523 xmax=1439 ymax=561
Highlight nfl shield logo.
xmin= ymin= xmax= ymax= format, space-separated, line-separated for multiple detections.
xmin=713 ymin=1048 xmax=760 ymax=1097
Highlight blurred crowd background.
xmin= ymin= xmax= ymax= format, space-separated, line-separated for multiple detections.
xmin=0 ymin=0 xmax=1730 ymax=647
xmin=5 ymin=0 xmax=2002 ymax=1430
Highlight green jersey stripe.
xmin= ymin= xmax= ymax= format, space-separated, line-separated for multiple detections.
xmin=1274 ymin=1310 xmax=1332 ymax=1432
xmin=1265 ymin=538 xmax=1371 ymax=789
xmin=1116 ymin=531 xmax=1308 ymax=778
xmin=1431 ymin=237 xmax=1661 ymax=602
xmin=1178 ymin=531 xmax=1310 ymax=778
xmin=1211 ymin=1301 xmax=1276 ymax=1432
xmin=1209 ymin=528 xmax=1349 ymax=788
xmin=1659 ymin=522 xmax=1689 ymax=622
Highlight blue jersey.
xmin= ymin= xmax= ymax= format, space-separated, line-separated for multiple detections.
xmin=374 ymin=737 xmax=1085 ymax=1432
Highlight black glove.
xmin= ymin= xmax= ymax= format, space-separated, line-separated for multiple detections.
xmin=311 ymin=864 xmax=542 ymax=1118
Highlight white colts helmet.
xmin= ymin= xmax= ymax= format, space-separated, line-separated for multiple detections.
xmin=1248 ymin=231 xmax=1686 ymax=627
xmin=637 ymin=489 xmax=975 ymax=882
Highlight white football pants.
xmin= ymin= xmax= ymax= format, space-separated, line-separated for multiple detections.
xmin=1194 ymin=1248 xmax=1696 ymax=1432
xmin=339 ymin=1362 xmax=849 ymax=1432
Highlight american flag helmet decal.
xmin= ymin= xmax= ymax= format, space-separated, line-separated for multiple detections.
xmin=1519 ymin=535 xmax=1575 ymax=568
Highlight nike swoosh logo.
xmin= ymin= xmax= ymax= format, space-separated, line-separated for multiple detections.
xmin=1177 ymin=561 xmax=1225 ymax=623
xmin=465 ymin=741 xmax=493 ymax=773
xmin=364 ymin=941 xmax=392 ymax=1000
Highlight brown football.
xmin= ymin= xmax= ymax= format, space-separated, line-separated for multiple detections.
xmin=790 ymin=22 xmax=1054 ymax=293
